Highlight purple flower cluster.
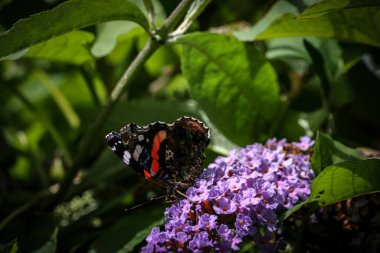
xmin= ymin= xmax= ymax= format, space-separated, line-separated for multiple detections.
xmin=142 ymin=137 xmax=314 ymax=252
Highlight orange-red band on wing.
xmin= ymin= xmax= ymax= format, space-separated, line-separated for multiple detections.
xmin=150 ymin=130 xmax=167 ymax=175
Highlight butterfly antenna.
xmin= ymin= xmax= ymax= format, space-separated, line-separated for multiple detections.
xmin=124 ymin=195 xmax=166 ymax=212
xmin=176 ymin=190 xmax=190 ymax=200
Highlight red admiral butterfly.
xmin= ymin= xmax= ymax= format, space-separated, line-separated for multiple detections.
xmin=105 ymin=116 xmax=210 ymax=200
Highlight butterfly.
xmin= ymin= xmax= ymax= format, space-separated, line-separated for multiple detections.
xmin=105 ymin=116 xmax=210 ymax=200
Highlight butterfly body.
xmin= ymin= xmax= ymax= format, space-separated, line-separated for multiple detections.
xmin=105 ymin=117 xmax=210 ymax=199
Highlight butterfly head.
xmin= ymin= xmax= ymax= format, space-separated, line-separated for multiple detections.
xmin=105 ymin=131 xmax=125 ymax=158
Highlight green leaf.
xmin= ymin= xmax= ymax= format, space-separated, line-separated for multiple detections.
xmin=24 ymin=31 xmax=95 ymax=64
xmin=91 ymin=21 xmax=139 ymax=58
xmin=301 ymin=0 xmax=380 ymax=18
xmin=176 ymin=32 xmax=280 ymax=145
xmin=301 ymin=0 xmax=349 ymax=18
xmin=0 ymin=239 xmax=18 ymax=253
xmin=234 ymin=0 xmax=298 ymax=41
xmin=0 ymin=0 xmax=149 ymax=58
xmin=308 ymin=159 xmax=380 ymax=206
xmin=311 ymin=132 xmax=363 ymax=175
xmin=255 ymin=1 xmax=380 ymax=47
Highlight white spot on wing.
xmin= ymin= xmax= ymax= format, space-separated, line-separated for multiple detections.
xmin=138 ymin=135 xmax=144 ymax=141
xmin=123 ymin=151 xmax=131 ymax=164
xmin=133 ymin=144 xmax=142 ymax=160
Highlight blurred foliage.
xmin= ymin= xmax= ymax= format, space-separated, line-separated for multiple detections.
xmin=0 ymin=0 xmax=380 ymax=252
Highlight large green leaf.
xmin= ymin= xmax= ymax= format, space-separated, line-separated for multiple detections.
xmin=255 ymin=0 xmax=380 ymax=47
xmin=311 ymin=132 xmax=363 ymax=175
xmin=24 ymin=31 xmax=95 ymax=64
xmin=283 ymin=158 xmax=380 ymax=220
xmin=308 ymin=159 xmax=380 ymax=206
xmin=0 ymin=0 xmax=149 ymax=58
xmin=176 ymin=32 xmax=280 ymax=145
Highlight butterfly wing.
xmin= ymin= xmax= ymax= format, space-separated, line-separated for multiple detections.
xmin=105 ymin=117 xmax=210 ymax=194
xmin=106 ymin=122 xmax=170 ymax=187
xmin=165 ymin=117 xmax=210 ymax=189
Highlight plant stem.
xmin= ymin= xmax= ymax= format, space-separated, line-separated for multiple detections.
xmin=170 ymin=0 xmax=212 ymax=37
xmin=156 ymin=0 xmax=195 ymax=39
xmin=46 ymin=0 xmax=196 ymax=209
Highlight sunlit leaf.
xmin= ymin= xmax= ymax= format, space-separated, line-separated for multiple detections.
xmin=255 ymin=1 xmax=380 ymax=47
xmin=176 ymin=32 xmax=280 ymax=145
xmin=0 ymin=0 xmax=149 ymax=58
xmin=311 ymin=132 xmax=363 ymax=175
xmin=308 ymin=159 xmax=380 ymax=206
